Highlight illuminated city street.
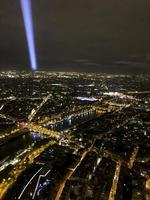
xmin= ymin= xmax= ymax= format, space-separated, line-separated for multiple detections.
xmin=128 ymin=146 xmax=139 ymax=169
xmin=146 ymin=179 xmax=150 ymax=200
xmin=108 ymin=161 xmax=121 ymax=200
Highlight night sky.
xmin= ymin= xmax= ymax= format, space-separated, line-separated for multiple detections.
xmin=0 ymin=0 xmax=150 ymax=73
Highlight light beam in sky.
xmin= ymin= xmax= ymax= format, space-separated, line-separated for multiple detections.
xmin=20 ymin=0 xmax=37 ymax=70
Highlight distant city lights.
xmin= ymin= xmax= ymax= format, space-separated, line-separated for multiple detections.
xmin=75 ymin=97 xmax=98 ymax=102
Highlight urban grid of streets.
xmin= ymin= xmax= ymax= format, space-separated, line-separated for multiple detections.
xmin=0 ymin=71 xmax=149 ymax=200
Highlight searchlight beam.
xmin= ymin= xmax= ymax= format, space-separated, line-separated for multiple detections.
xmin=20 ymin=0 xmax=37 ymax=70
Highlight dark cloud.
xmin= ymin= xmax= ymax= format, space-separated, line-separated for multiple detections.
xmin=0 ymin=0 xmax=150 ymax=73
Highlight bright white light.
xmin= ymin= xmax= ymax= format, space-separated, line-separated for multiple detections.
xmin=20 ymin=0 xmax=37 ymax=70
